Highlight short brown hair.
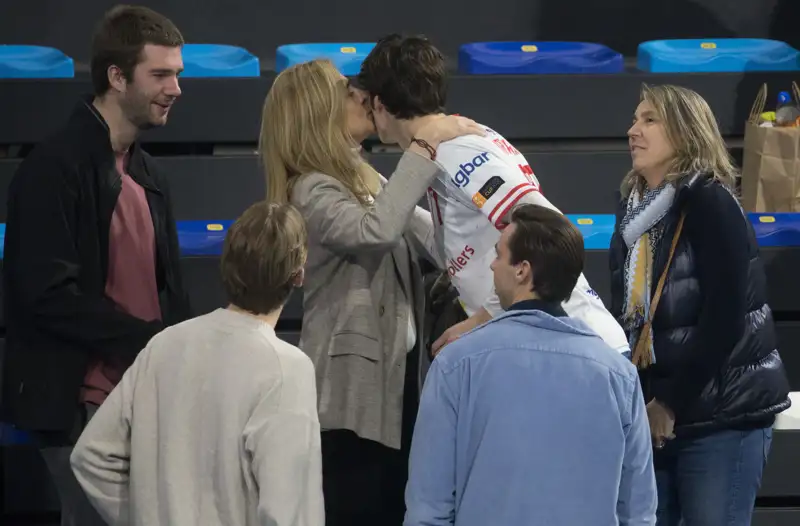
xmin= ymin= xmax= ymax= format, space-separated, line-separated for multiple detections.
xmin=503 ymin=205 xmax=584 ymax=303
xmin=90 ymin=5 xmax=184 ymax=96
xmin=355 ymin=34 xmax=447 ymax=119
xmin=220 ymin=202 xmax=307 ymax=315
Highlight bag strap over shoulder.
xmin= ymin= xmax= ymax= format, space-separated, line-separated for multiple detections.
xmin=631 ymin=211 xmax=687 ymax=368
xmin=648 ymin=212 xmax=686 ymax=320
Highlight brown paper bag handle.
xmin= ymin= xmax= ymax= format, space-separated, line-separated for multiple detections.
xmin=631 ymin=211 xmax=686 ymax=369
xmin=750 ymin=81 xmax=800 ymax=123
xmin=748 ymin=83 xmax=768 ymax=123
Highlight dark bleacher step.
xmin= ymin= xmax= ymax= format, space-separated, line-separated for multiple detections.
xmin=181 ymin=256 xmax=302 ymax=329
xmin=753 ymin=508 xmax=800 ymax=526
xmin=760 ymin=430 xmax=800 ymax=500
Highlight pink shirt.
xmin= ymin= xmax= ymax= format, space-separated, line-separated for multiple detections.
xmin=81 ymin=152 xmax=162 ymax=405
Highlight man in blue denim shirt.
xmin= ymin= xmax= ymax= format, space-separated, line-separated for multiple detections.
xmin=405 ymin=204 xmax=657 ymax=526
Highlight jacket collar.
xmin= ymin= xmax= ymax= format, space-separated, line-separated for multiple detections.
xmin=490 ymin=303 xmax=596 ymax=339
xmin=68 ymin=96 xmax=159 ymax=193
xmin=507 ymin=298 xmax=567 ymax=318
xmin=68 ymin=96 xmax=119 ymax=152
xmin=671 ymin=170 xmax=707 ymax=208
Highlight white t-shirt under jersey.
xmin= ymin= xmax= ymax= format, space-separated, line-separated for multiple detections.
xmin=426 ymin=125 xmax=629 ymax=353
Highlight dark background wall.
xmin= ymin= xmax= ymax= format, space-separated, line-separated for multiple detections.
xmin=3 ymin=2 xmax=800 ymax=522
xmin=1 ymin=0 xmax=798 ymax=67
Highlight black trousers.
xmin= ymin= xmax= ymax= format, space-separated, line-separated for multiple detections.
xmin=33 ymin=403 xmax=106 ymax=526
xmin=321 ymin=347 xmax=419 ymax=526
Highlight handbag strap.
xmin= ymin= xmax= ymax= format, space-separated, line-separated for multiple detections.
xmin=631 ymin=211 xmax=686 ymax=369
xmin=647 ymin=211 xmax=686 ymax=323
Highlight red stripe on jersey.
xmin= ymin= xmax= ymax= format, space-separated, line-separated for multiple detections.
xmin=488 ymin=183 xmax=537 ymax=224
xmin=493 ymin=187 xmax=539 ymax=230
xmin=429 ymin=187 xmax=444 ymax=225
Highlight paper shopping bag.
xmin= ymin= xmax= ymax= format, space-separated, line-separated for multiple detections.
xmin=741 ymin=82 xmax=800 ymax=212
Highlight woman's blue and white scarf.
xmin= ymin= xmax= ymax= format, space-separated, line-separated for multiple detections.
xmin=620 ymin=180 xmax=675 ymax=367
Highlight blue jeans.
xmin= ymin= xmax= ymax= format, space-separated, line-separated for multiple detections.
xmin=654 ymin=426 xmax=773 ymax=526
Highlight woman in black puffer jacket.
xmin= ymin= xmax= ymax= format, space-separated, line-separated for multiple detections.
xmin=610 ymin=84 xmax=790 ymax=526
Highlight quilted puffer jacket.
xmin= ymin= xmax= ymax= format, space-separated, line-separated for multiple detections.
xmin=609 ymin=173 xmax=790 ymax=436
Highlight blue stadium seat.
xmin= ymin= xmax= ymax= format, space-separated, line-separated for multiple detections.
xmin=0 ymin=222 xmax=230 ymax=259
xmin=637 ymin=39 xmax=800 ymax=73
xmin=0 ymin=45 xmax=74 ymax=79
xmin=276 ymin=43 xmax=376 ymax=75
xmin=0 ymin=423 xmax=31 ymax=445
xmin=171 ymin=214 xmax=800 ymax=253
xmin=458 ymin=42 xmax=624 ymax=75
xmin=565 ymin=213 xmax=800 ymax=249
xmin=177 ymin=220 xmax=235 ymax=256
xmin=749 ymin=213 xmax=800 ymax=247
xmin=565 ymin=215 xmax=617 ymax=250
xmin=181 ymin=44 xmax=260 ymax=78
xmin=0 ymin=215 xmax=796 ymax=260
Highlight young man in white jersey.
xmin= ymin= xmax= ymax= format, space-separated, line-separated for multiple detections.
xmin=353 ymin=34 xmax=629 ymax=355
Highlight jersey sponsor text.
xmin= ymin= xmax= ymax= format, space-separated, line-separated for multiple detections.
xmin=453 ymin=152 xmax=491 ymax=188
xmin=472 ymin=176 xmax=505 ymax=208
xmin=447 ymin=245 xmax=475 ymax=277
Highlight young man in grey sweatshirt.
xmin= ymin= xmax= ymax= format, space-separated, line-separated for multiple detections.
xmin=70 ymin=202 xmax=324 ymax=526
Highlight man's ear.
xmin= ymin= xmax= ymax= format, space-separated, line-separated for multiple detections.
xmin=517 ymin=260 xmax=533 ymax=285
xmin=292 ymin=267 xmax=305 ymax=288
xmin=107 ymin=65 xmax=128 ymax=94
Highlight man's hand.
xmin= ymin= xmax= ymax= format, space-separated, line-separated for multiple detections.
xmin=431 ymin=308 xmax=492 ymax=356
xmin=646 ymin=399 xmax=676 ymax=450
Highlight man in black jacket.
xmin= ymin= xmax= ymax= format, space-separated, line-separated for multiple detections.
xmin=1 ymin=6 xmax=191 ymax=525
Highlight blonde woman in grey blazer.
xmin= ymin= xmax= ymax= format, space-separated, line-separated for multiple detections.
xmin=261 ymin=59 xmax=483 ymax=526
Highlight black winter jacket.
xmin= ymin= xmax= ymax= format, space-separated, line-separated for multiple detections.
xmin=609 ymin=173 xmax=790 ymax=436
xmin=1 ymin=99 xmax=192 ymax=433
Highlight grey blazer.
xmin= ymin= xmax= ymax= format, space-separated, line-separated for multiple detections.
xmin=290 ymin=151 xmax=442 ymax=449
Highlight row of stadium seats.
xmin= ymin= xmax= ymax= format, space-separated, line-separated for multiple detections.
xmin=2 ymin=38 xmax=800 ymax=78
xmin=0 ymin=213 xmax=796 ymax=257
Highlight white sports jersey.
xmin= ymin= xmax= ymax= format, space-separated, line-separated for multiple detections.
xmin=427 ymin=125 xmax=630 ymax=353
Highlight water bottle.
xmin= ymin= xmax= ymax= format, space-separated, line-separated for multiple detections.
xmin=775 ymin=91 xmax=800 ymax=127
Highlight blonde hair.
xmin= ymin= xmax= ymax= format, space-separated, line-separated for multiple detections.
xmin=260 ymin=59 xmax=380 ymax=205
xmin=621 ymin=84 xmax=739 ymax=197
